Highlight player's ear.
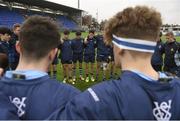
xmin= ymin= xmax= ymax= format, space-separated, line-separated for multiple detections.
xmin=15 ymin=41 xmax=21 ymax=54
xmin=113 ymin=44 xmax=123 ymax=68
xmin=114 ymin=44 xmax=123 ymax=56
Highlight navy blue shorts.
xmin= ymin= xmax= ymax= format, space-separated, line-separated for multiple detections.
xmin=61 ymin=59 xmax=73 ymax=64
xmin=84 ymin=54 xmax=95 ymax=63
xmin=73 ymin=53 xmax=83 ymax=63
xmin=97 ymin=55 xmax=109 ymax=62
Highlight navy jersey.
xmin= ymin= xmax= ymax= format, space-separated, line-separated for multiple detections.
xmin=71 ymin=38 xmax=84 ymax=54
xmin=0 ymin=92 xmax=19 ymax=120
xmin=0 ymin=41 xmax=9 ymax=55
xmin=0 ymin=40 xmax=17 ymax=65
xmin=0 ymin=40 xmax=6 ymax=53
xmin=84 ymin=37 xmax=96 ymax=55
xmin=9 ymin=33 xmax=19 ymax=63
xmin=0 ymin=70 xmax=80 ymax=120
xmin=95 ymin=35 xmax=110 ymax=56
xmin=151 ymin=41 xmax=163 ymax=66
xmin=0 ymin=41 xmax=13 ymax=67
xmin=49 ymin=71 xmax=180 ymax=120
xmin=58 ymin=39 xmax=73 ymax=61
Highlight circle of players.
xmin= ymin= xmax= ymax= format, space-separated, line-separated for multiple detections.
xmin=51 ymin=30 xmax=118 ymax=84
xmin=0 ymin=26 xmax=180 ymax=84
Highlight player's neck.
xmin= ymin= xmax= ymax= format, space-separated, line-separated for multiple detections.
xmin=121 ymin=57 xmax=159 ymax=80
xmin=15 ymin=58 xmax=49 ymax=72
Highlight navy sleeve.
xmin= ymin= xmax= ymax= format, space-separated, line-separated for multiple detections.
xmin=48 ymin=90 xmax=100 ymax=120
xmin=94 ymin=37 xmax=97 ymax=48
xmin=51 ymin=83 xmax=81 ymax=114
xmin=71 ymin=40 xmax=74 ymax=50
xmin=48 ymin=81 xmax=124 ymax=120
xmin=64 ymin=86 xmax=123 ymax=120
xmin=0 ymin=44 xmax=6 ymax=53
xmin=0 ymin=92 xmax=19 ymax=120
xmin=70 ymin=40 xmax=74 ymax=49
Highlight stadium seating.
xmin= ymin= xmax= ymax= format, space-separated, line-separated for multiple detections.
xmin=57 ymin=15 xmax=78 ymax=30
xmin=0 ymin=7 xmax=24 ymax=28
xmin=0 ymin=7 xmax=78 ymax=30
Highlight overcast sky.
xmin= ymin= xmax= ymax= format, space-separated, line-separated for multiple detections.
xmin=47 ymin=0 xmax=180 ymax=24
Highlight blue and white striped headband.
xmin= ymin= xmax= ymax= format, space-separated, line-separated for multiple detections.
xmin=112 ymin=35 xmax=156 ymax=53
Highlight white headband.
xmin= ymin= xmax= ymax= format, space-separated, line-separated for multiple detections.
xmin=112 ymin=35 xmax=156 ymax=53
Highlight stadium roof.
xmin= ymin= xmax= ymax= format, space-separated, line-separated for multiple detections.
xmin=2 ymin=0 xmax=82 ymax=13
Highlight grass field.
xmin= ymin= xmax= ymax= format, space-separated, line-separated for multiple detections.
xmin=52 ymin=32 xmax=180 ymax=91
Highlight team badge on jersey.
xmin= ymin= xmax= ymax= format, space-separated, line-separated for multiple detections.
xmin=153 ymin=100 xmax=172 ymax=121
xmin=9 ymin=96 xmax=27 ymax=117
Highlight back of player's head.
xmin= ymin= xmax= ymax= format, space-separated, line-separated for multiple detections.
xmin=0 ymin=53 xmax=8 ymax=70
xmin=104 ymin=6 xmax=162 ymax=42
xmin=0 ymin=27 xmax=12 ymax=35
xmin=76 ymin=31 xmax=81 ymax=36
xmin=19 ymin=15 xmax=60 ymax=60
xmin=63 ymin=30 xmax=70 ymax=35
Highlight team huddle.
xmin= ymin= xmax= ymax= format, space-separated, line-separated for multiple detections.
xmin=53 ymin=30 xmax=117 ymax=84
xmin=0 ymin=5 xmax=180 ymax=120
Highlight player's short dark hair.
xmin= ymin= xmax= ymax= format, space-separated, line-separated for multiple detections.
xmin=89 ymin=30 xmax=95 ymax=34
xmin=0 ymin=27 xmax=12 ymax=35
xmin=0 ymin=53 xmax=8 ymax=70
xmin=63 ymin=30 xmax=70 ymax=35
xmin=19 ymin=15 xmax=60 ymax=60
xmin=76 ymin=31 xmax=81 ymax=36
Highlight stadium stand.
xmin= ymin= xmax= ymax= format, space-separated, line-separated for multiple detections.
xmin=57 ymin=15 xmax=78 ymax=30
xmin=0 ymin=0 xmax=82 ymax=30
xmin=0 ymin=7 xmax=24 ymax=28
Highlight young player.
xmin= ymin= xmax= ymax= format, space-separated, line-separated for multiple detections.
xmin=9 ymin=23 xmax=21 ymax=70
xmin=49 ymin=6 xmax=180 ymax=120
xmin=0 ymin=16 xmax=80 ymax=120
xmin=162 ymin=32 xmax=180 ymax=75
xmin=0 ymin=27 xmax=12 ymax=69
xmin=95 ymin=33 xmax=110 ymax=81
xmin=59 ymin=30 xmax=74 ymax=84
xmin=151 ymin=32 xmax=163 ymax=71
xmin=84 ymin=30 xmax=96 ymax=82
xmin=71 ymin=31 xmax=84 ymax=81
